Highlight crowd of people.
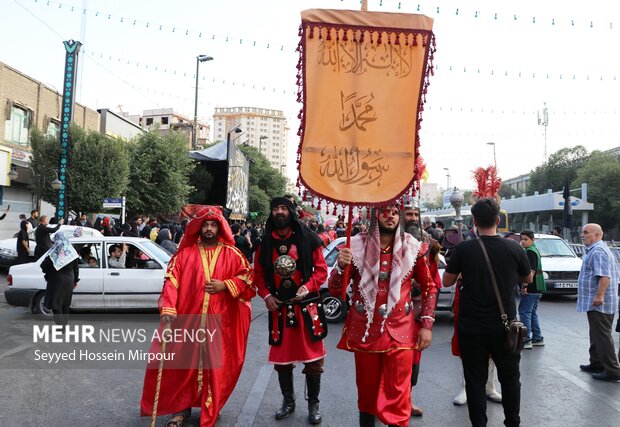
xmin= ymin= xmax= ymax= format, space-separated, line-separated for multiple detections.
xmin=9 ymin=195 xmax=619 ymax=426
xmin=136 ymin=195 xmax=620 ymax=427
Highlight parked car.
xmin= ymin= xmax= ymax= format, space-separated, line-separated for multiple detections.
xmin=4 ymin=236 xmax=171 ymax=315
xmin=0 ymin=225 xmax=103 ymax=269
xmin=568 ymin=243 xmax=586 ymax=258
xmin=534 ymin=234 xmax=582 ymax=295
xmin=319 ymin=237 xmax=452 ymax=323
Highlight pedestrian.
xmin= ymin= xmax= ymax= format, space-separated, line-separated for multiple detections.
xmin=16 ymin=220 xmax=32 ymax=264
xmin=72 ymin=213 xmax=93 ymax=228
xmin=254 ymin=197 xmax=328 ymax=424
xmin=518 ymin=230 xmax=546 ymax=349
xmin=34 ymin=215 xmax=63 ymax=260
xmin=140 ymin=205 xmax=255 ymax=426
xmin=157 ymin=228 xmax=177 ymax=254
xmin=40 ymin=233 xmax=80 ymax=326
xmin=404 ymin=209 xmax=442 ymax=417
xmin=231 ymin=223 xmax=252 ymax=261
xmin=443 ymin=198 xmax=532 ymax=427
xmin=27 ymin=209 xmax=38 ymax=229
xmin=577 ymin=223 xmax=620 ymax=382
xmin=329 ymin=204 xmax=437 ymax=426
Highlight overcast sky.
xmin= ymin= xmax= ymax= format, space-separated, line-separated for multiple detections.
xmin=2 ymin=0 xmax=619 ymax=190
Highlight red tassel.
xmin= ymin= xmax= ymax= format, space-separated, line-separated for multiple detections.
xmin=395 ymin=34 xmax=400 ymax=45
xmin=360 ymin=31 xmax=365 ymax=43
xmin=326 ymin=29 xmax=332 ymax=41
xmin=332 ymin=205 xmax=337 ymax=215
xmin=309 ymin=26 xmax=314 ymax=39
xmin=318 ymin=27 xmax=323 ymax=40
xmin=298 ymin=25 xmax=303 ymax=37
xmin=377 ymin=32 xmax=381 ymax=44
xmin=325 ymin=203 xmax=330 ymax=215
xmin=317 ymin=199 xmax=322 ymax=210
xmin=342 ymin=30 xmax=348 ymax=42
xmin=412 ymin=34 xmax=418 ymax=46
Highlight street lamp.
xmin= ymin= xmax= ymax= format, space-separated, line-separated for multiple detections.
xmin=443 ymin=167 xmax=451 ymax=190
xmin=193 ymin=54 xmax=213 ymax=150
xmin=280 ymin=164 xmax=286 ymax=176
xmin=486 ymin=141 xmax=497 ymax=168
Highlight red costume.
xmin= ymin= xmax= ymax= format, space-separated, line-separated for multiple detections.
xmin=329 ymin=227 xmax=436 ymax=427
xmin=254 ymin=232 xmax=328 ymax=364
xmin=140 ymin=207 xmax=255 ymax=427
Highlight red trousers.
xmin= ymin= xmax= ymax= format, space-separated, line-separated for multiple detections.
xmin=354 ymin=349 xmax=414 ymax=426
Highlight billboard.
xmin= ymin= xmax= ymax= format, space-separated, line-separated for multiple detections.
xmin=225 ymin=142 xmax=250 ymax=221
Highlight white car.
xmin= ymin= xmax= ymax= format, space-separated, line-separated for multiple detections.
xmin=0 ymin=225 xmax=103 ymax=268
xmin=534 ymin=234 xmax=582 ymax=295
xmin=4 ymin=236 xmax=171 ymax=315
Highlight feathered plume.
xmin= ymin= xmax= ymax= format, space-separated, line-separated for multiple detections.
xmin=470 ymin=165 xmax=502 ymax=204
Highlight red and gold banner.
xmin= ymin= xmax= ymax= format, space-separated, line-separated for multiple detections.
xmin=297 ymin=9 xmax=435 ymax=206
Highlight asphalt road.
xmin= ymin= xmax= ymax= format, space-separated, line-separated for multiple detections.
xmin=1 ymin=273 xmax=619 ymax=427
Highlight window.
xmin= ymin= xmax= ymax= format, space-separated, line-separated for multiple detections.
xmin=74 ymin=243 xmax=103 ymax=269
xmin=146 ymin=118 xmax=154 ymax=125
xmin=46 ymin=119 xmax=60 ymax=138
xmin=161 ymin=116 xmax=169 ymax=125
xmin=4 ymin=105 xmax=30 ymax=146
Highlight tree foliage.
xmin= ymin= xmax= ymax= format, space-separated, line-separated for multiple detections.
xmin=574 ymin=151 xmax=620 ymax=230
xmin=30 ymin=125 xmax=129 ymax=215
xmin=187 ymin=162 xmax=214 ymax=204
xmin=238 ymin=144 xmax=286 ymax=222
xmin=527 ymin=145 xmax=590 ymax=193
xmin=125 ymin=131 xmax=195 ymax=217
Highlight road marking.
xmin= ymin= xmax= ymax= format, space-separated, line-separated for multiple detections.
xmin=552 ymin=367 xmax=620 ymax=413
xmin=235 ymin=364 xmax=273 ymax=426
xmin=0 ymin=344 xmax=32 ymax=360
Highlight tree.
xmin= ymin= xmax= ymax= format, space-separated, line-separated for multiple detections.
xmin=527 ymin=145 xmax=590 ymax=193
xmin=574 ymin=151 xmax=620 ymax=230
xmin=238 ymin=144 xmax=286 ymax=222
xmin=30 ymin=125 xmax=129 ymax=215
xmin=125 ymin=131 xmax=195 ymax=217
xmin=187 ymin=162 xmax=214 ymax=204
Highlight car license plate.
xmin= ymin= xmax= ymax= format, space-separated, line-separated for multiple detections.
xmin=554 ymin=282 xmax=578 ymax=288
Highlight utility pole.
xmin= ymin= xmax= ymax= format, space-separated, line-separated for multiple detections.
xmin=537 ymin=102 xmax=549 ymax=162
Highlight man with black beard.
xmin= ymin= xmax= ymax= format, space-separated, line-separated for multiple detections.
xmin=254 ymin=197 xmax=328 ymax=424
xmin=140 ymin=206 xmax=255 ymax=427
xmin=329 ymin=204 xmax=436 ymax=426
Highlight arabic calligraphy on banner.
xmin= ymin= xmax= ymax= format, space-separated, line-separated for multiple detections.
xmin=297 ymin=9 xmax=434 ymax=205
xmin=318 ymin=36 xmax=415 ymax=77
xmin=319 ymin=146 xmax=389 ymax=186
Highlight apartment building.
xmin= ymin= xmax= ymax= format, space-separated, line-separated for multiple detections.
xmin=141 ymin=108 xmax=210 ymax=149
xmin=213 ymin=106 xmax=289 ymax=173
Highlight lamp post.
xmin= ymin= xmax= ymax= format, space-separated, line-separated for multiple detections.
xmin=443 ymin=167 xmax=451 ymax=190
xmin=486 ymin=141 xmax=497 ymax=168
xmin=280 ymin=164 xmax=286 ymax=176
xmin=193 ymin=54 xmax=213 ymax=150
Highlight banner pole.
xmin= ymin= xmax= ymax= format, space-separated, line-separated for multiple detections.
xmin=341 ymin=204 xmax=354 ymax=301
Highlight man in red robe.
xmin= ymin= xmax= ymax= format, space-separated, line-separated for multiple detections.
xmin=329 ymin=205 xmax=437 ymax=427
xmin=254 ymin=197 xmax=328 ymax=424
xmin=141 ymin=206 xmax=254 ymax=427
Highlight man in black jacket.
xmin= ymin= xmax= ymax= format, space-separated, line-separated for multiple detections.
xmin=34 ymin=215 xmax=63 ymax=259
xmin=443 ymin=198 xmax=532 ymax=427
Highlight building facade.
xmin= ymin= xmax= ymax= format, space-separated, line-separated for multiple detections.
xmin=0 ymin=62 xmax=99 ymax=238
xmin=212 ymin=106 xmax=289 ymax=173
xmin=141 ymin=108 xmax=210 ymax=149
